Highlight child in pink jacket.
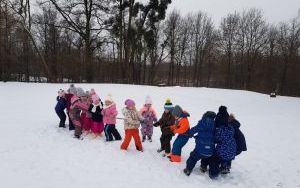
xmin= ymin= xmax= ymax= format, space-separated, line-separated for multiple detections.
xmin=102 ymin=94 xmax=122 ymax=141
xmin=82 ymin=91 xmax=93 ymax=134
xmin=69 ymin=88 xmax=89 ymax=139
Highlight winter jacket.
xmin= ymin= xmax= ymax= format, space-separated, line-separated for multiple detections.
xmin=65 ymin=93 xmax=74 ymax=112
xmin=140 ymin=106 xmax=157 ymax=126
xmin=189 ymin=111 xmax=216 ymax=157
xmin=122 ymin=107 xmax=144 ymax=130
xmin=102 ymin=103 xmax=118 ymax=125
xmin=69 ymin=96 xmax=89 ymax=127
xmin=88 ymin=103 xmax=103 ymax=122
xmin=55 ymin=96 xmax=67 ymax=112
xmin=215 ymin=125 xmax=236 ymax=161
xmin=154 ymin=112 xmax=175 ymax=136
xmin=172 ymin=114 xmax=190 ymax=135
xmin=230 ymin=119 xmax=247 ymax=155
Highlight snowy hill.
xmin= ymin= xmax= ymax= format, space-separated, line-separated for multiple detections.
xmin=0 ymin=82 xmax=300 ymax=188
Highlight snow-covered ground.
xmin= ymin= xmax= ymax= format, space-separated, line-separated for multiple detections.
xmin=0 ymin=82 xmax=300 ymax=188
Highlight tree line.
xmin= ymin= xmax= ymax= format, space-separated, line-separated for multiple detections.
xmin=0 ymin=0 xmax=299 ymax=96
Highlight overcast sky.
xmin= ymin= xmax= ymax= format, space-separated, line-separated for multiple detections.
xmin=141 ymin=0 xmax=300 ymax=24
xmin=33 ymin=0 xmax=300 ymax=25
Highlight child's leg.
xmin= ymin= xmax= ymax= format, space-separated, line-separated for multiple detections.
xmin=208 ymin=155 xmax=221 ymax=179
xmin=160 ymin=135 xmax=165 ymax=151
xmin=164 ymin=135 xmax=173 ymax=154
xmin=67 ymin=112 xmax=75 ymax=130
xmin=104 ymin=124 xmax=110 ymax=141
xmin=98 ymin=122 xmax=104 ymax=135
xmin=186 ymin=149 xmax=203 ymax=171
xmin=200 ymin=158 xmax=210 ymax=171
xmin=149 ymin=124 xmax=154 ymax=138
xmin=170 ymin=135 xmax=189 ymax=162
xmin=56 ymin=110 xmax=66 ymax=127
xmin=120 ymin=130 xmax=132 ymax=150
xmin=111 ymin=125 xmax=122 ymax=140
xmin=141 ymin=124 xmax=147 ymax=138
xmin=105 ymin=124 xmax=114 ymax=141
xmin=83 ymin=117 xmax=92 ymax=132
xmin=61 ymin=111 xmax=66 ymax=126
xmin=146 ymin=124 xmax=153 ymax=139
xmin=132 ymin=129 xmax=143 ymax=151
xmin=74 ymin=125 xmax=82 ymax=138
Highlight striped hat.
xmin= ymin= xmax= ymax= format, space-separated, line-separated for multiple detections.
xmin=164 ymin=99 xmax=174 ymax=110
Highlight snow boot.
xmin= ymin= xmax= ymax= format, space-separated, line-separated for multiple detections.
xmin=142 ymin=136 xmax=146 ymax=142
xmin=183 ymin=168 xmax=191 ymax=176
xmin=220 ymin=168 xmax=230 ymax=174
xmin=148 ymin=136 xmax=152 ymax=142
xmin=157 ymin=148 xmax=163 ymax=153
xmin=200 ymin=165 xmax=208 ymax=173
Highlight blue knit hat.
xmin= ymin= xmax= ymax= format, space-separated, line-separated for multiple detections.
xmin=164 ymin=98 xmax=174 ymax=111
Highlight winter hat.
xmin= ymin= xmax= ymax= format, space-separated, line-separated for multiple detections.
xmin=76 ymin=87 xmax=87 ymax=97
xmin=145 ymin=96 xmax=152 ymax=105
xmin=125 ymin=99 xmax=135 ymax=108
xmin=105 ymin=94 xmax=114 ymax=103
xmin=68 ymin=84 xmax=77 ymax=95
xmin=164 ymin=98 xmax=174 ymax=110
xmin=202 ymin=111 xmax=216 ymax=119
xmin=172 ymin=105 xmax=183 ymax=117
xmin=58 ymin=89 xmax=65 ymax=97
xmin=92 ymin=94 xmax=100 ymax=103
xmin=215 ymin=105 xmax=229 ymax=127
xmin=90 ymin=88 xmax=96 ymax=96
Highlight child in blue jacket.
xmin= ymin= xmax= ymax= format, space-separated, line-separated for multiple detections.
xmin=183 ymin=111 xmax=216 ymax=177
xmin=55 ymin=89 xmax=67 ymax=128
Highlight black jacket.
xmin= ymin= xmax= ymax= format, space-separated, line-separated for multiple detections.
xmin=88 ymin=104 xmax=103 ymax=122
xmin=230 ymin=119 xmax=247 ymax=155
xmin=154 ymin=112 xmax=175 ymax=136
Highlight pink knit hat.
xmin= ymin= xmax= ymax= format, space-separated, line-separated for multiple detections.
xmin=125 ymin=99 xmax=135 ymax=108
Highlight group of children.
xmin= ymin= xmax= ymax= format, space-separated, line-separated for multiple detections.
xmin=55 ymin=84 xmax=247 ymax=179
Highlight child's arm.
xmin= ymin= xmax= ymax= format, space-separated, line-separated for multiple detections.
xmin=76 ymin=102 xmax=89 ymax=111
xmin=173 ymin=118 xmax=190 ymax=134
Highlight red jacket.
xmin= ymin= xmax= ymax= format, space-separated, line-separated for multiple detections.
xmin=65 ymin=93 xmax=74 ymax=111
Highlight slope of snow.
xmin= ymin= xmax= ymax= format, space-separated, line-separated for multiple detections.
xmin=0 ymin=82 xmax=300 ymax=188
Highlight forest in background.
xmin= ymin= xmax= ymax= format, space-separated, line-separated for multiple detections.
xmin=0 ymin=0 xmax=299 ymax=96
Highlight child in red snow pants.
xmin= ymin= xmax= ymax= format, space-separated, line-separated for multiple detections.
xmin=120 ymin=129 xmax=143 ymax=151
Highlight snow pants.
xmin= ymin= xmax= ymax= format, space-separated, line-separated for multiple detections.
xmin=104 ymin=124 xmax=122 ymax=141
xmin=160 ymin=134 xmax=173 ymax=154
xmin=56 ymin=110 xmax=66 ymax=127
xmin=120 ymin=129 xmax=143 ymax=151
xmin=170 ymin=134 xmax=189 ymax=162
xmin=91 ymin=121 xmax=104 ymax=134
